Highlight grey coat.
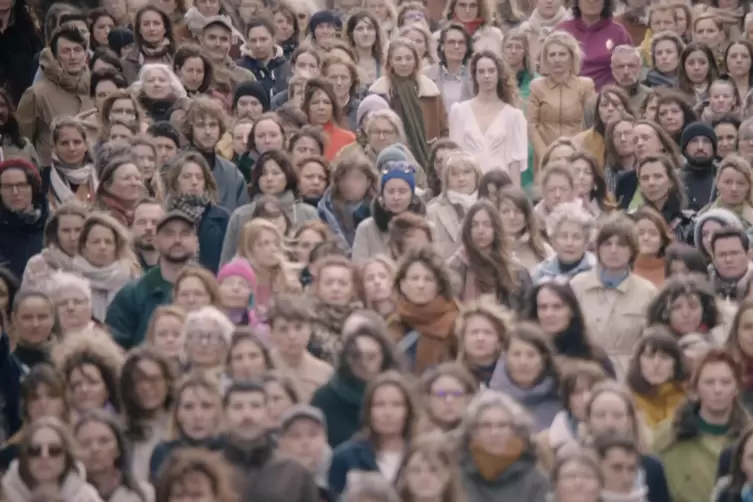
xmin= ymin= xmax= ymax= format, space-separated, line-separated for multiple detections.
xmin=423 ymin=63 xmax=474 ymax=113
xmin=212 ymin=155 xmax=250 ymax=213
xmin=460 ymin=447 xmax=550 ymax=502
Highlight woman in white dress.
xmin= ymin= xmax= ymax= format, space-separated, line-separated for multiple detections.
xmin=449 ymin=49 xmax=528 ymax=185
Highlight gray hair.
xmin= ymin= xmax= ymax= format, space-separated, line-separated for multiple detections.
xmin=341 ymin=471 xmax=401 ymax=502
xmin=184 ymin=306 xmax=234 ymax=345
xmin=459 ymin=389 xmax=535 ymax=444
xmin=51 ymin=272 xmax=92 ymax=302
xmin=132 ymin=63 xmax=188 ymax=100
xmin=611 ymin=44 xmax=641 ymax=63
xmin=546 ymin=201 xmax=595 ymax=239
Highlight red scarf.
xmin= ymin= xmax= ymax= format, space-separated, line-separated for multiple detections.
xmin=453 ymin=14 xmax=485 ymax=34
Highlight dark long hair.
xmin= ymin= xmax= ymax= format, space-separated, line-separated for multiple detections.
xmin=678 ymin=43 xmax=719 ymax=98
xmin=0 ymin=89 xmax=25 ymax=149
xmin=625 ymin=326 xmax=687 ymax=395
xmin=120 ymin=348 xmax=175 ymax=441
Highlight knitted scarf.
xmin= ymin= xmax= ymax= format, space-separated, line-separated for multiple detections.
xmin=396 ymin=295 xmax=459 ymax=374
xmin=39 ymin=49 xmax=90 ymax=95
xmin=40 ymin=245 xmax=75 ymax=272
xmin=469 ymin=436 xmax=525 ymax=482
xmin=391 ymin=77 xmax=429 ymax=169
xmin=49 ymin=158 xmax=97 ymax=204
xmin=167 ymin=194 xmax=209 ymax=224
xmin=139 ymin=38 xmax=172 ymax=59
xmin=71 ymin=256 xmax=133 ymax=321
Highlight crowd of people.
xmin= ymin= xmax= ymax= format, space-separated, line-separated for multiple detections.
xmin=4 ymin=0 xmax=753 ymax=500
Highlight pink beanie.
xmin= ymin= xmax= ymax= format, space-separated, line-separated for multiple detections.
xmin=217 ymin=259 xmax=257 ymax=291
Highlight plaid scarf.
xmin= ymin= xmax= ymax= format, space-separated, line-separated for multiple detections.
xmin=167 ymin=194 xmax=209 ymax=224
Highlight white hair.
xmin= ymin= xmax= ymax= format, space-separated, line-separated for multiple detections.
xmin=185 ymin=306 xmax=234 ymax=345
xmin=546 ymin=201 xmax=595 ymax=239
xmin=131 ymin=63 xmax=188 ymax=100
xmin=459 ymin=389 xmax=535 ymax=443
xmin=51 ymin=271 xmax=92 ymax=302
xmin=611 ymin=44 xmax=641 ymax=63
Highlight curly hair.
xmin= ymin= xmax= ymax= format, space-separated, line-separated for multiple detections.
xmin=469 ymin=49 xmax=520 ymax=107
xmin=455 ymin=296 xmax=514 ymax=364
xmin=645 ymin=274 xmax=719 ymax=333
xmin=59 ymin=340 xmax=123 ymax=413
xmin=625 ymin=325 xmax=688 ymax=395
xmin=395 ymin=246 xmax=454 ymax=300
xmin=155 ymin=449 xmax=238 ymax=502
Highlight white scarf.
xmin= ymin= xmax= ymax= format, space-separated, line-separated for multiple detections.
xmin=49 ymin=158 xmax=97 ymax=204
xmin=71 ymin=256 xmax=132 ymax=322
xmin=446 ymin=190 xmax=478 ymax=211
xmin=527 ymin=7 xmax=569 ymax=34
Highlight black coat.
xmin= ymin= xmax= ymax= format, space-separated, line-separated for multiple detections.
xmin=0 ymin=198 xmax=49 ymax=280
xmin=197 ymin=204 xmax=230 ymax=274
xmin=0 ymin=4 xmax=42 ymax=105
xmin=236 ymin=50 xmax=291 ymax=99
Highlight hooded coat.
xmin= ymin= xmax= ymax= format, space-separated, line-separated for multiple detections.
xmin=2 ymin=461 xmax=102 ymax=502
xmin=236 ymin=44 xmax=291 ymax=98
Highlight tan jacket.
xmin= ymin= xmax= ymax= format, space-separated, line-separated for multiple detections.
xmin=16 ymin=50 xmax=94 ymax=166
xmin=426 ymin=195 xmax=463 ymax=259
xmin=369 ymin=74 xmax=449 ymax=146
xmin=527 ymin=74 xmax=595 ymax=167
xmin=351 ymin=217 xmax=390 ymax=262
xmin=570 ymin=269 xmax=657 ymax=375
xmin=0 ymin=137 xmax=40 ymax=167
xmin=272 ymin=349 xmax=334 ymax=403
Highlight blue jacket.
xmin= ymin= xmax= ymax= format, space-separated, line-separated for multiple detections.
xmin=198 ymin=204 xmax=230 ymax=274
xmin=530 ymin=252 xmax=597 ymax=284
xmin=328 ymin=439 xmax=378 ymax=498
xmin=317 ymin=188 xmax=371 ymax=255
xmin=0 ymin=198 xmax=48 ymax=281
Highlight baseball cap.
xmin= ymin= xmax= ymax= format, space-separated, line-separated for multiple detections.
xmin=156 ymin=211 xmax=196 ymax=232
xmin=280 ymin=404 xmax=326 ymax=432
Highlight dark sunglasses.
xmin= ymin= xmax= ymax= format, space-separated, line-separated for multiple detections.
xmin=28 ymin=443 xmax=64 ymax=459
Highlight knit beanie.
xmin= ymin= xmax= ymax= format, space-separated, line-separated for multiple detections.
xmin=217 ymin=258 xmax=258 ymax=292
xmin=380 ymin=162 xmax=416 ymax=194
xmin=356 ymin=95 xmax=389 ymax=129
xmin=233 ymin=81 xmax=271 ymax=113
xmin=0 ymin=158 xmax=41 ymax=195
xmin=693 ymin=207 xmax=743 ymax=248
xmin=681 ymin=121 xmax=718 ymax=155
xmin=376 ymin=143 xmax=412 ymax=173
xmin=108 ymin=27 xmax=134 ymax=56
xmin=308 ymin=10 xmax=340 ymax=35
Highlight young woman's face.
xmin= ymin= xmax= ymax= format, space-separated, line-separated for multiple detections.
xmin=54 ymin=126 xmax=88 ymax=165
xmin=382 ymin=178 xmax=412 ymax=213
xmin=178 ymin=56 xmax=206 ymax=92
xmin=339 ymin=167 xmax=370 ymax=203
xmin=390 ymin=46 xmax=417 ymax=78
xmin=294 ymin=229 xmax=324 ymax=264
xmin=363 ymin=261 xmax=392 ymax=303
xmin=635 ymin=218 xmax=662 ymax=256
xmin=82 ymin=224 xmax=117 ymax=268
xmin=499 ymin=199 xmax=526 ymax=237
xmin=348 ymin=335 xmax=385 ymax=380
xmin=76 ymin=420 xmax=119 ymax=475
xmin=254 ymin=119 xmax=284 ymax=153
xmin=307 ymin=89 xmax=334 ymax=126
xmin=657 ymin=102 xmax=684 ymax=134
xmin=597 ymin=93 xmax=625 ymax=127
xmin=668 ymin=293 xmax=704 ymax=335
xmin=176 ymin=386 xmax=220 ymax=440
xmin=56 ymin=214 xmax=84 ymax=257
xmin=696 ymin=361 xmax=738 ymax=416
xmin=710 ymin=83 xmax=736 ymax=114
xmin=597 ymin=235 xmax=632 ymax=271
xmin=428 ymin=375 xmax=469 ymax=427
xmin=370 ymin=384 xmax=408 ymax=437
xmin=718 ymin=167 xmax=750 ymax=206
xmin=400 ymin=261 xmax=438 ymax=305
xmin=727 ymin=43 xmax=752 ymax=78
xmin=68 ymin=363 xmax=109 ymax=413
xmin=265 ymin=380 xmax=294 ymax=427
xmin=139 ymin=10 xmax=166 ymax=44
xmin=298 ymin=162 xmax=328 ymax=199
xmin=26 ymin=384 xmax=66 ymax=423
xmin=259 ymin=160 xmax=288 ymax=195
xmin=715 ymin=124 xmax=739 ymax=160
xmin=152 ymin=313 xmax=185 ymax=359
xmin=13 ymin=297 xmax=55 ymax=346
xmin=536 ymin=287 xmax=572 ymax=336
xmin=404 ymin=452 xmax=450 ymax=500
xmin=273 ymin=11 xmax=295 ymax=41
xmin=446 ymin=162 xmax=477 ymax=194
xmin=638 ymin=160 xmax=672 ymax=205
xmin=229 ymin=339 xmax=268 ymax=381
xmin=568 ymin=377 xmax=597 ymax=421
xmin=675 ymin=7 xmax=688 ymax=35
xmin=553 ymin=220 xmax=588 ymax=264
xmin=110 ymin=98 xmax=138 ymax=125
xmin=317 ymin=265 xmax=355 ymax=306
xmin=470 ymin=208 xmax=495 ymax=250
xmin=633 ymin=124 xmax=663 ymax=160
xmin=133 ymin=359 xmax=169 ymax=412
xmin=251 ymin=229 xmax=281 ymax=269
xmin=325 ymin=62 xmax=352 ymax=100
xmin=174 ymin=276 xmax=212 ymax=312
xmin=588 ymin=392 xmax=631 ymax=437
xmin=505 ymin=338 xmax=544 ymax=388
xmin=570 ymin=159 xmax=595 ymax=198
xmin=27 ymin=427 xmax=66 ymax=484
xmin=462 ymin=314 xmax=501 ymax=365
xmin=694 ymin=19 xmax=722 ymax=49
xmin=639 ymin=346 xmax=676 ymax=386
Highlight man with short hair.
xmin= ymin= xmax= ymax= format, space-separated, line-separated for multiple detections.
xmin=681 ymin=122 xmax=718 ymax=211
xmin=594 ymin=435 xmax=646 ymax=502
xmin=710 ymin=227 xmax=753 ymax=300
xmin=200 ymin=16 xmax=255 ymax=89
xmin=147 ymin=121 xmax=181 ymax=169
xmin=106 ymin=211 xmax=199 ymax=348
xmin=221 ymin=381 xmax=319 ymax=502
xmin=16 ymin=25 xmax=94 ymax=165
xmin=611 ymin=45 xmax=650 ymax=112
xmin=132 ymin=198 xmax=165 ymax=270
xmin=237 ymin=17 xmax=291 ymax=98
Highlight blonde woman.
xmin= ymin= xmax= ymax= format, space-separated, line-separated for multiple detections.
xmin=442 ymin=0 xmax=504 ymax=52
xmin=455 ymin=297 xmax=513 ymax=386
xmin=519 ymin=0 xmax=570 ymax=69
xmin=528 ymin=31 xmax=595 ymax=168
xmin=395 ymin=433 xmax=467 ymax=502
xmin=698 ymin=155 xmax=753 ymax=228
xmin=426 ymin=152 xmax=481 ymax=258
xmin=70 ymin=212 xmax=140 ymax=323
xmin=359 ymin=254 xmax=396 ymax=319
xmin=237 ymin=219 xmax=301 ymax=316
xmin=399 ymin=24 xmax=438 ymax=69
xmin=364 ymin=0 xmax=398 ymax=38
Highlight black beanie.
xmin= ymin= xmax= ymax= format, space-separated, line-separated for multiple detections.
xmin=233 ymin=81 xmax=271 ymax=113
xmin=108 ymin=27 xmax=134 ymax=56
xmin=681 ymin=121 xmax=718 ymax=155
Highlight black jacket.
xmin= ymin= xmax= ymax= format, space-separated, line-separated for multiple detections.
xmin=236 ymin=47 xmax=291 ymax=99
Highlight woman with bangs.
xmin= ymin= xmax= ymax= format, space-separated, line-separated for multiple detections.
xmin=318 ymin=150 xmax=379 ymax=255
xmin=699 ymin=155 xmax=753 ymax=229
xmin=155 ymin=449 xmax=237 ymax=502
xmin=566 ymin=151 xmax=617 ymax=220
xmin=626 ymin=326 xmax=688 ymax=432
xmin=498 ymin=186 xmax=554 ymax=271
xmin=148 ymin=374 xmax=224 ymax=483
xmin=345 ymin=10 xmax=386 ymax=93
xmin=448 ymin=200 xmax=532 ymax=309
xmin=655 ymin=89 xmax=699 ymax=147
xmin=677 ymin=43 xmax=719 ymax=106
xmin=455 ymin=297 xmax=512 ymax=386
xmin=418 ymin=363 xmax=477 ymax=434
xmin=395 ymin=433 xmax=466 ymax=502
xmin=0 ymin=364 xmax=68 ymax=471
xmin=631 ymin=205 xmax=672 ymax=287
xmin=427 ymin=152 xmax=480 ymax=259
xmin=301 ymin=78 xmax=356 ymax=160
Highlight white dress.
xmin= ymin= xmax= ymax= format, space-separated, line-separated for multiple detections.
xmin=449 ymin=100 xmax=529 ymax=174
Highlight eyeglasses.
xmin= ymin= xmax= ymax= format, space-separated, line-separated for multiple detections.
xmin=187 ymin=331 xmax=224 ymax=343
xmin=432 ymin=389 xmax=466 ymax=400
xmin=28 ymin=443 xmax=64 ymax=459
xmin=0 ymin=181 xmax=31 ymax=193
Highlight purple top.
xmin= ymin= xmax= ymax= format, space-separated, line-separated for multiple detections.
xmin=557 ymin=17 xmax=633 ymax=91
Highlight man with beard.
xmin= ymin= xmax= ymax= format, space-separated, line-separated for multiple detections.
xmin=132 ymin=198 xmax=165 ymax=270
xmin=681 ymin=122 xmax=718 ymax=212
xmin=221 ymin=381 xmax=318 ymax=502
xmin=106 ymin=211 xmax=198 ymax=348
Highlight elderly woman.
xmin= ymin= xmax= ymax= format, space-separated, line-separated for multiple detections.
xmin=133 ymin=64 xmax=187 ymax=124
xmin=185 ymin=306 xmax=234 ymax=385
xmin=531 ymin=201 xmax=596 ymax=284
xmin=571 ymin=215 xmax=657 ymax=375
xmin=51 ymin=271 xmax=96 ymax=337
xmin=458 ymin=390 xmax=549 ymax=502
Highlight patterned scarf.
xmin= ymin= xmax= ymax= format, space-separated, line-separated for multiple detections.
xmin=140 ymin=38 xmax=172 ymax=59
xmin=167 ymin=194 xmax=210 ymax=224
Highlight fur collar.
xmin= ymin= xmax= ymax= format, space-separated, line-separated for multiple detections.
xmin=369 ymin=74 xmax=441 ymax=98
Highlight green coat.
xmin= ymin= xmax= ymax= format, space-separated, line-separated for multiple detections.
xmin=105 ymin=267 xmax=173 ymax=349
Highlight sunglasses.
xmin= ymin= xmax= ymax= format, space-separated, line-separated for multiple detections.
xmin=28 ymin=443 xmax=64 ymax=459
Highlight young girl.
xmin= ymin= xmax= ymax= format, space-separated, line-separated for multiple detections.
xmin=216 ymin=259 xmax=261 ymax=331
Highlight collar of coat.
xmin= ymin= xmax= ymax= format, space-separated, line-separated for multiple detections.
xmin=369 ymin=74 xmax=440 ymax=98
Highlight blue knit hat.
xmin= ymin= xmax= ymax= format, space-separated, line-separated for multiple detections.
xmin=376 ymin=143 xmax=412 ymax=173
xmin=381 ymin=162 xmax=416 ymax=194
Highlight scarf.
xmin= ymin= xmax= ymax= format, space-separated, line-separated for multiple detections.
xmin=396 ymin=296 xmax=459 ymax=374
xmin=40 ymin=245 xmax=75 ymax=272
xmin=139 ymin=37 xmax=172 ymax=59
xmin=600 ymin=268 xmax=629 ymax=289
xmin=167 ymin=194 xmax=209 ymax=224
xmin=601 ymin=487 xmax=648 ymax=502
xmin=453 ymin=14 xmax=485 ymax=35
xmin=632 ymin=382 xmax=685 ymax=428
xmin=743 ymin=483 xmax=753 ymax=502
xmin=7 ymin=205 xmax=42 ymax=225
xmin=391 ymin=77 xmax=429 ymax=169
xmin=71 ymin=256 xmax=132 ymax=322
xmin=469 ymin=436 xmax=525 ymax=482
xmin=49 ymin=158 xmax=97 ymax=204
xmin=98 ymin=193 xmax=135 ymax=227
xmin=446 ymin=190 xmax=478 ymax=212
xmin=39 ymin=48 xmax=90 ymax=95
xmin=526 ymin=7 xmax=568 ymax=33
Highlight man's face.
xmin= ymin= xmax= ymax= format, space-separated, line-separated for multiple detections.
xmin=611 ymin=53 xmax=641 ymax=87
xmin=713 ymin=236 xmax=749 ymax=279
xmin=248 ymin=25 xmax=274 ymax=61
xmin=225 ymin=391 xmax=268 ymax=440
xmin=55 ymin=37 xmax=87 ymax=75
xmin=192 ymin=116 xmax=222 ymax=152
xmin=132 ymin=203 xmax=165 ymax=251
xmin=279 ymin=418 xmax=327 ymax=472
xmin=156 ymin=220 xmax=197 ymax=263
xmin=201 ymin=25 xmax=232 ymax=62
xmin=686 ymin=136 xmax=714 ymax=162
xmin=152 ymin=136 xmax=179 ymax=165
xmin=236 ymin=96 xmax=263 ymax=120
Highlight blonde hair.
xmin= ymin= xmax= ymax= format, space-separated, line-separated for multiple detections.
xmin=717 ymin=154 xmax=753 ymax=204
xmin=238 ymin=219 xmax=301 ymax=295
xmin=442 ymin=152 xmax=482 ymax=193
xmin=358 ymin=254 xmax=397 ymax=308
xmin=539 ymin=30 xmax=583 ymax=76
xmin=133 ymin=63 xmax=187 ymax=99
xmin=78 ymin=212 xmax=140 ymax=272
xmin=146 ymin=305 xmax=187 ymax=346
xmin=398 ymin=24 xmax=437 ymax=64
xmin=455 ymin=297 xmax=513 ymax=365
